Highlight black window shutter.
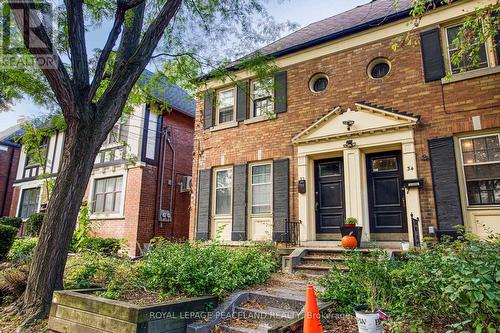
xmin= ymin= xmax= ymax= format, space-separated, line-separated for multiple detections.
xmin=196 ymin=169 xmax=212 ymax=240
xmin=203 ymin=91 xmax=214 ymax=129
xmin=273 ymin=159 xmax=289 ymax=241
xmin=428 ymin=137 xmax=464 ymax=239
xmin=420 ymin=28 xmax=445 ymax=82
xmin=495 ymin=32 xmax=500 ymax=65
xmin=236 ymin=81 xmax=249 ymax=122
xmin=232 ymin=164 xmax=247 ymax=240
xmin=274 ymin=71 xmax=287 ymax=113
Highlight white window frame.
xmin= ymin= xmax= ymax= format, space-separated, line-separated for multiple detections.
xmin=215 ymin=87 xmax=236 ymax=126
xmin=444 ymin=22 xmax=491 ymax=74
xmin=459 ymin=133 xmax=500 ymax=207
xmin=248 ymin=161 xmax=273 ymax=216
xmin=17 ymin=187 xmax=41 ymax=219
xmin=250 ymin=79 xmax=274 ymax=120
xmin=212 ymin=166 xmax=233 ymax=217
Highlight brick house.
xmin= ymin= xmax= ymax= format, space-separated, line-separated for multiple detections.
xmin=9 ymin=71 xmax=195 ymax=256
xmin=190 ymin=0 xmax=500 ymax=247
xmin=0 ymin=125 xmax=22 ymax=217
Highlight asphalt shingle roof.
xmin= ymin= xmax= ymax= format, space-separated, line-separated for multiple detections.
xmin=139 ymin=70 xmax=196 ymax=118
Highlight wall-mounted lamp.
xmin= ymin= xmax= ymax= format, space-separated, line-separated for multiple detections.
xmin=343 ymin=139 xmax=356 ymax=148
xmin=342 ymin=120 xmax=355 ymax=131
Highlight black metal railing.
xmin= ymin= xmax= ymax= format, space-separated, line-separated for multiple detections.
xmin=284 ymin=219 xmax=301 ymax=247
xmin=411 ymin=213 xmax=421 ymax=248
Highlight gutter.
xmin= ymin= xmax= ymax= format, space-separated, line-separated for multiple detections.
xmin=1 ymin=146 xmax=15 ymax=216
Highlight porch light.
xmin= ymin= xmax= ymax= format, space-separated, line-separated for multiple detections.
xmin=343 ymin=140 xmax=356 ymax=148
xmin=342 ymin=120 xmax=355 ymax=131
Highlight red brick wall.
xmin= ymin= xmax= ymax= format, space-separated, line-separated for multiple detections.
xmin=0 ymin=146 xmax=20 ymax=217
xmin=189 ymin=32 xmax=500 ymax=239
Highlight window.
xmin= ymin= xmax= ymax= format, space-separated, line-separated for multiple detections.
xmin=367 ymin=58 xmax=391 ymax=79
xmin=309 ymin=73 xmax=329 ymax=93
xmin=251 ymin=164 xmax=272 ymax=214
xmin=92 ymin=176 xmax=123 ymax=213
xmin=251 ymin=79 xmax=273 ymax=117
xmin=215 ymin=168 xmax=232 ymax=215
xmin=144 ymin=111 xmax=158 ymax=160
xmin=25 ymin=138 xmax=48 ymax=167
xmin=19 ymin=188 xmax=40 ymax=218
xmin=216 ymin=88 xmax=235 ymax=125
xmin=105 ymin=123 xmax=122 ymax=145
xmin=445 ymin=24 xmax=488 ymax=74
xmin=460 ymin=134 xmax=500 ymax=205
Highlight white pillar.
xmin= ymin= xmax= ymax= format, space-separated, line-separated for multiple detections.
xmin=343 ymin=148 xmax=368 ymax=240
xmin=402 ymin=142 xmax=423 ymax=246
xmin=297 ymin=156 xmax=311 ymax=242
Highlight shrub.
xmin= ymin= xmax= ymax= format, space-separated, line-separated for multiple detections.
xmin=8 ymin=237 xmax=38 ymax=260
xmin=0 ymin=224 xmax=18 ymax=260
xmin=79 ymin=237 xmax=122 ymax=255
xmin=0 ymin=217 xmax=22 ymax=229
xmin=139 ymin=241 xmax=278 ymax=298
xmin=0 ymin=262 xmax=29 ymax=303
xmin=320 ymin=235 xmax=500 ymax=332
xmin=64 ymin=252 xmax=137 ymax=298
xmin=26 ymin=213 xmax=44 ymax=236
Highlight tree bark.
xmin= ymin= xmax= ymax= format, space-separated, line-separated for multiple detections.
xmin=21 ymin=115 xmax=104 ymax=324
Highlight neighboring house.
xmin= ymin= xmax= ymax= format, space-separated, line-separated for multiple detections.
xmin=0 ymin=125 xmax=23 ymax=217
xmin=190 ymin=0 xmax=500 ymax=247
xmin=10 ymin=71 xmax=195 ymax=256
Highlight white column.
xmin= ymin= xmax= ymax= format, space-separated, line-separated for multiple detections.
xmin=297 ymin=156 xmax=311 ymax=242
xmin=402 ymin=142 xmax=423 ymax=246
xmin=343 ymin=148 xmax=368 ymax=240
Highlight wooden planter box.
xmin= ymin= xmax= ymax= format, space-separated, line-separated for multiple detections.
xmin=48 ymin=289 xmax=218 ymax=333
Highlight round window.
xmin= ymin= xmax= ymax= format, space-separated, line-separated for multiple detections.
xmin=309 ymin=73 xmax=329 ymax=93
xmin=367 ymin=58 xmax=391 ymax=79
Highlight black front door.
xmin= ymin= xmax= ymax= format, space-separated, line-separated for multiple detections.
xmin=366 ymin=151 xmax=407 ymax=233
xmin=315 ymin=158 xmax=345 ymax=234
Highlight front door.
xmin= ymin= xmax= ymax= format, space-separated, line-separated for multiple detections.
xmin=315 ymin=158 xmax=345 ymax=234
xmin=366 ymin=151 xmax=407 ymax=234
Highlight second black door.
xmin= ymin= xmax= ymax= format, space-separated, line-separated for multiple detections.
xmin=315 ymin=158 xmax=345 ymax=234
xmin=366 ymin=151 xmax=407 ymax=233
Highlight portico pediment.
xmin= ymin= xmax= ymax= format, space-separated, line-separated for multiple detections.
xmin=292 ymin=102 xmax=420 ymax=144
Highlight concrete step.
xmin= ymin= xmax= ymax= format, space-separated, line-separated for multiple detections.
xmin=215 ymin=321 xmax=271 ymax=333
xmin=235 ymin=305 xmax=297 ymax=326
xmin=248 ymin=292 xmax=305 ymax=312
xmin=301 ymin=255 xmax=345 ymax=266
xmin=306 ymin=248 xmax=370 ymax=257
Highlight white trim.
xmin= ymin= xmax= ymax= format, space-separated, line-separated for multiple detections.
xmin=88 ymin=169 xmax=128 ymax=220
xmin=248 ymin=161 xmax=273 ymax=216
xmin=249 ymin=78 xmax=274 ymax=119
xmin=215 ymin=87 xmax=236 ymax=126
xmin=16 ymin=186 xmax=42 ymax=219
xmin=212 ymin=166 xmax=234 ymax=218
xmin=458 ymin=133 xmax=500 ymax=207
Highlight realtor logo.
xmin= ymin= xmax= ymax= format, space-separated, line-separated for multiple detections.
xmin=1 ymin=0 xmax=57 ymax=69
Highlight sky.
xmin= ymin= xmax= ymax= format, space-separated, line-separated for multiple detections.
xmin=0 ymin=0 xmax=370 ymax=132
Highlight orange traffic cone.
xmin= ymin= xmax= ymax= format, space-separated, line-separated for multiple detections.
xmin=304 ymin=285 xmax=324 ymax=333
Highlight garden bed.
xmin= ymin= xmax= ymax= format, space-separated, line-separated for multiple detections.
xmin=48 ymin=288 xmax=218 ymax=333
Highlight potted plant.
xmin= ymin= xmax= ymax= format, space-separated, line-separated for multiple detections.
xmin=352 ymin=252 xmax=391 ymax=333
xmin=340 ymin=217 xmax=362 ymax=245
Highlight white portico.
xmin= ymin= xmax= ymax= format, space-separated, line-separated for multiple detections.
xmin=293 ymin=102 xmax=423 ymax=246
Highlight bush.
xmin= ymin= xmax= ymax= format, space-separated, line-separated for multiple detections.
xmin=64 ymin=252 xmax=137 ymax=298
xmin=0 ymin=262 xmax=29 ymax=303
xmin=26 ymin=213 xmax=44 ymax=236
xmin=139 ymin=241 xmax=278 ymax=298
xmin=0 ymin=217 xmax=22 ymax=229
xmin=0 ymin=224 xmax=18 ymax=260
xmin=320 ymin=235 xmax=500 ymax=332
xmin=78 ymin=237 xmax=122 ymax=255
xmin=7 ymin=237 xmax=38 ymax=260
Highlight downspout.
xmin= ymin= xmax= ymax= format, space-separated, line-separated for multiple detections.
xmin=158 ymin=128 xmax=168 ymax=227
xmin=166 ymin=127 xmax=175 ymax=221
xmin=1 ymin=146 xmax=15 ymax=216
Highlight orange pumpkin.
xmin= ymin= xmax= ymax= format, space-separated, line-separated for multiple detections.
xmin=341 ymin=234 xmax=358 ymax=249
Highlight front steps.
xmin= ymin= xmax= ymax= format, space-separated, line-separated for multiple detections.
xmin=283 ymin=248 xmax=375 ymax=276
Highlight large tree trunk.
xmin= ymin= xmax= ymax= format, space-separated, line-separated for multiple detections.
xmin=20 ymin=116 xmax=104 ymax=324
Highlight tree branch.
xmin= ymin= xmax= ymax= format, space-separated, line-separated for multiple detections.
xmin=96 ymin=0 xmax=183 ymax=126
xmin=8 ymin=0 xmax=75 ymax=118
xmin=64 ymin=0 xmax=89 ymax=95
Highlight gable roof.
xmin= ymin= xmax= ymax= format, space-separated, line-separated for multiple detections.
xmin=0 ymin=124 xmax=23 ymax=147
xmin=257 ymin=0 xmax=414 ymax=59
xmin=139 ymin=70 xmax=196 ymax=118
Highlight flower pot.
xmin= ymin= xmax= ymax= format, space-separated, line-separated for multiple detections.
xmin=353 ymin=305 xmax=383 ymax=333
xmin=340 ymin=226 xmax=363 ymax=245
